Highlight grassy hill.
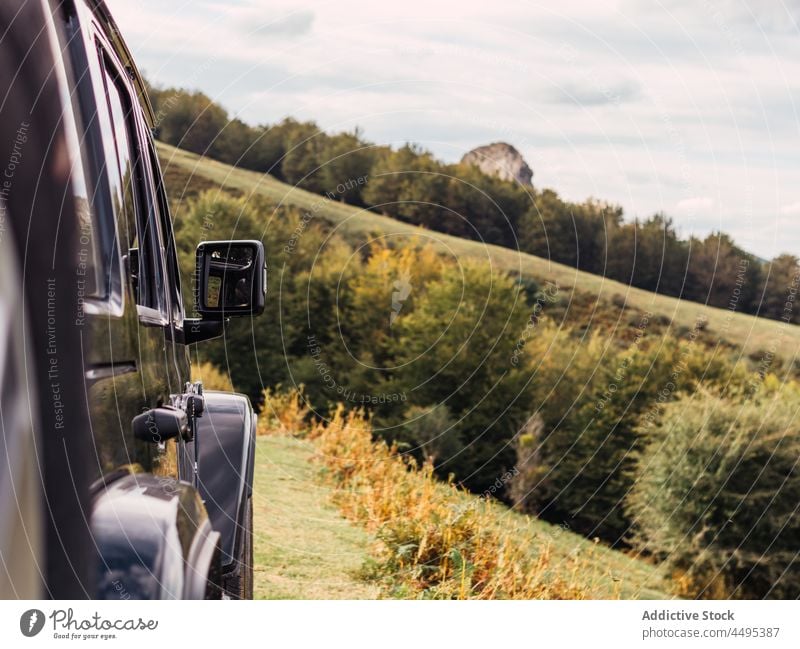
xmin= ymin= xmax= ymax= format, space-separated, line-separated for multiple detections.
xmin=252 ymin=417 xmax=670 ymax=599
xmin=170 ymin=144 xmax=797 ymax=599
xmin=157 ymin=141 xmax=800 ymax=359
xmin=253 ymin=435 xmax=379 ymax=599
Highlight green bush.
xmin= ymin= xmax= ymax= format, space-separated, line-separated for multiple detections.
xmin=510 ymin=326 xmax=681 ymax=542
xmin=392 ymin=404 xmax=460 ymax=466
xmin=628 ymin=392 xmax=800 ymax=598
xmin=513 ymin=314 xmax=748 ymax=545
xmin=511 ymin=326 xmax=749 ymax=544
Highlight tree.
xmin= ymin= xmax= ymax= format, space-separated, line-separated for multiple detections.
xmin=236 ymin=123 xmax=286 ymax=176
xmin=362 ymin=144 xmax=450 ymax=230
xmin=519 ymin=191 xmax=620 ymax=273
xmin=759 ymin=254 xmax=800 ymax=322
xmin=279 ymin=119 xmax=329 ymax=194
xmin=152 ymin=87 xmax=229 ymax=157
xmin=341 ymin=241 xmax=443 ymax=368
xmin=685 ymin=232 xmax=760 ymax=310
xmin=629 ymin=392 xmax=800 ymax=598
xmin=317 ymin=131 xmax=375 ymax=205
xmin=605 ymin=220 xmax=638 ymax=284
xmin=633 ymin=214 xmax=690 ymax=295
xmin=391 ymin=262 xmax=532 ymax=493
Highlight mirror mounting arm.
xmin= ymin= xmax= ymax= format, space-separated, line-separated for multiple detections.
xmin=182 ymin=318 xmax=225 ymax=344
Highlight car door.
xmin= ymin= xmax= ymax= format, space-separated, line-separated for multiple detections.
xmin=65 ymin=3 xmax=180 ymax=481
xmin=143 ymin=135 xmax=192 ymax=393
xmin=140 ymin=133 xmax=198 ymax=482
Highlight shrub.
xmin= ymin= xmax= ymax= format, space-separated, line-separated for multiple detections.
xmin=259 ymin=386 xmax=311 ymax=436
xmin=512 ymin=325 xmax=749 ymax=545
xmin=511 ymin=327 xmax=672 ymax=542
xmin=191 ymin=360 xmax=234 ymax=392
xmin=392 ymin=404 xmax=460 ymax=466
xmin=310 ymin=407 xmax=592 ymax=599
xmin=628 ymin=392 xmax=800 ymax=598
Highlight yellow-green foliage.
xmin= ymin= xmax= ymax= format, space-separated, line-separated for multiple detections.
xmin=309 ymin=406 xmax=598 ymax=599
xmin=159 ymin=141 xmax=800 ymax=360
xmin=164 ymin=147 xmax=800 ymax=600
xmin=191 ymin=361 xmax=234 ymax=392
xmin=629 ymin=390 xmax=800 ymax=599
xmin=344 ymin=239 xmax=444 ymax=365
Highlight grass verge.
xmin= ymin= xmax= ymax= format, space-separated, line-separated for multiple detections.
xmin=306 ymin=406 xmax=672 ymax=599
xmin=253 ymin=383 xmax=672 ymax=599
xmin=253 ymin=434 xmax=379 ymax=599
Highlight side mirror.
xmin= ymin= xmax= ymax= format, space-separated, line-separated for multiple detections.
xmin=195 ymin=240 xmax=266 ymax=319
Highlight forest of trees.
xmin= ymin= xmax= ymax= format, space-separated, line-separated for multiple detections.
xmin=152 ymin=75 xmax=800 ymax=598
xmin=148 ymin=81 xmax=800 ymax=324
xmin=172 ymin=188 xmax=800 ymax=599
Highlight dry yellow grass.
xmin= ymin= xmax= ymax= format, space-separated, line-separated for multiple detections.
xmin=259 ymin=386 xmax=311 ymax=436
xmin=253 ymin=390 xmax=671 ymax=599
xmin=191 ymin=360 xmax=234 ymax=391
xmin=310 ymin=406 xmax=608 ymax=599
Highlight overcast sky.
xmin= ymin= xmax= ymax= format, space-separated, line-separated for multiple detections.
xmin=113 ymin=0 xmax=800 ymax=259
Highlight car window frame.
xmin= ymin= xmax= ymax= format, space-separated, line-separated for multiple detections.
xmin=143 ymin=134 xmax=185 ymax=330
xmin=59 ymin=4 xmax=125 ymax=316
xmin=91 ymin=29 xmax=171 ymax=327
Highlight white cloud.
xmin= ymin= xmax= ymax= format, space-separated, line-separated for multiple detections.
xmin=111 ymin=0 xmax=800 ymax=258
xmin=237 ymin=10 xmax=315 ymax=39
xmin=780 ymin=201 xmax=800 ymax=216
xmin=676 ymin=196 xmax=714 ymax=214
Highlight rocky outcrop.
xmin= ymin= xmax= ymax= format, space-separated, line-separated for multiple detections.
xmin=460 ymin=142 xmax=533 ymax=186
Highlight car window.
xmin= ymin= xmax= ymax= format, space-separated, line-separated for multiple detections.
xmin=96 ymin=48 xmax=165 ymax=317
xmin=146 ymin=139 xmax=184 ymax=327
xmin=60 ymin=9 xmax=121 ymax=306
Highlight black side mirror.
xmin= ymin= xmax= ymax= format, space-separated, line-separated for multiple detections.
xmin=195 ymin=240 xmax=266 ymax=319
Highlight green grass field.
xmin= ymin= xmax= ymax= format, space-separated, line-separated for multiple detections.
xmin=253 ymin=435 xmax=379 ymax=599
xmin=157 ymin=141 xmax=800 ymax=359
xmin=252 ymin=434 xmax=670 ymax=599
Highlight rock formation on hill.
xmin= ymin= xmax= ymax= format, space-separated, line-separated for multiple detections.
xmin=460 ymin=142 xmax=533 ymax=186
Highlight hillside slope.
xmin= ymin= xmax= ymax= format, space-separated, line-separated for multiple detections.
xmin=254 ymin=432 xmax=669 ymax=599
xmin=253 ymin=418 xmax=673 ymax=599
xmin=157 ymin=141 xmax=800 ymax=358
xmin=253 ymin=435 xmax=379 ymax=599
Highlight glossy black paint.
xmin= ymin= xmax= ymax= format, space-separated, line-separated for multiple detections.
xmin=181 ymin=319 xmax=224 ymax=345
xmin=91 ymin=474 xmax=222 ymax=599
xmin=187 ymin=393 xmax=256 ymax=569
xmin=61 ymin=0 xmax=185 ymax=482
xmin=0 ymin=0 xmax=94 ymax=597
xmin=0 ymin=0 xmax=260 ymax=599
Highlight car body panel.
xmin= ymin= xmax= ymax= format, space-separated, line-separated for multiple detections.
xmin=189 ymin=392 xmax=257 ymax=568
xmin=91 ymin=474 xmax=221 ymax=599
xmin=0 ymin=0 xmax=258 ymax=599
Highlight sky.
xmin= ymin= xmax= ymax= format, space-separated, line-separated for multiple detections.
xmin=112 ymin=0 xmax=800 ymax=259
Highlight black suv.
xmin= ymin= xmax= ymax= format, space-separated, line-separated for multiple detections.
xmin=0 ymin=0 xmax=265 ymax=599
